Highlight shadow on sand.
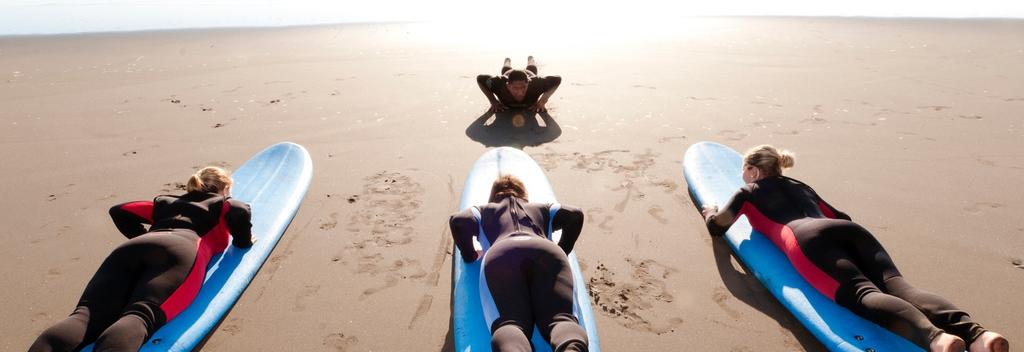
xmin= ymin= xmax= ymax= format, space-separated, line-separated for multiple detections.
xmin=465 ymin=110 xmax=561 ymax=148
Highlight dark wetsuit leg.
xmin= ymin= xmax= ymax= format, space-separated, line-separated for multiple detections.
xmin=30 ymin=231 xmax=197 ymax=352
xmin=795 ymin=219 xmax=985 ymax=347
xmin=883 ymin=275 xmax=987 ymax=344
xmin=526 ymin=65 xmax=538 ymax=76
xmin=501 ymin=65 xmax=513 ymax=76
xmin=484 ymin=236 xmax=588 ymax=352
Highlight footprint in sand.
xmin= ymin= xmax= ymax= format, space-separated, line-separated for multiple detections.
xmin=964 ymin=202 xmax=1004 ymax=214
xmin=220 ymin=318 xmax=243 ymax=335
xmin=408 ymin=294 xmax=434 ymax=328
xmin=976 ymin=158 xmax=997 ymax=167
xmin=650 ymin=179 xmax=678 ymax=194
xmin=800 ymin=117 xmax=828 ymax=124
xmin=773 ymin=129 xmax=800 ymax=136
xmin=957 ymin=114 xmax=983 ymax=120
xmin=685 ymin=96 xmax=718 ymax=101
xmin=586 ymin=208 xmax=615 ymax=234
xmin=657 ymin=136 xmax=687 ymax=144
xmin=346 ymin=171 xmax=423 ymax=248
xmin=323 ymin=332 xmax=359 ymax=351
xmin=530 ymin=149 xmax=629 ymax=173
xmin=612 ymin=181 xmax=644 ymax=212
xmin=359 ymin=258 xmax=428 ymax=298
xmin=751 ymin=101 xmax=783 ymax=108
xmin=917 ymin=105 xmax=952 ymax=112
xmin=717 ymin=130 xmax=747 ymax=141
xmin=293 ymin=284 xmax=321 ymax=312
xmin=56 ymin=225 xmax=73 ymax=237
xmin=160 ymin=182 xmax=186 ymax=193
xmin=647 ymin=206 xmax=669 ymax=225
xmin=208 ymin=160 xmax=231 ymax=168
xmin=361 ymin=275 xmax=398 ymax=297
xmin=320 ymin=213 xmax=338 ymax=230
xmin=712 ymin=286 xmax=741 ymax=319
xmin=46 ymin=184 xmax=76 ymax=201
xmin=587 ymin=259 xmax=684 ymax=334
xmin=535 ymin=148 xmax=667 ymax=215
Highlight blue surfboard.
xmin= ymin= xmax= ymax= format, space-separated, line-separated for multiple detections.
xmin=683 ymin=141 xmax=921 ymax=352
xmin=82 ymin=142 xmax=313 ymax=352
xmin=453 ymin=147 xmax=601 ymax=352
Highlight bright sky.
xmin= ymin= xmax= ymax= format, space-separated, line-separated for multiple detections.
xmin=1 ymin=0 xmax=1023 ymax=35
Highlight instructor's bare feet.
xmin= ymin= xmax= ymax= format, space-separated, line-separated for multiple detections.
xmin=931 ymin=333 xmax=966 ymax=352
xmin=970 ymin=331 xmax=1009 ymax=352
xmin=504 ymin=57 xmax=512 ymax=67
xmin=527 ymin=55 xmax=536 ymax=67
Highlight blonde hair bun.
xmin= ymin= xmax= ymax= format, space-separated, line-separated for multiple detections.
xmin=186 ymin=166 xmax=233 ymax=193
xmin=778 ymin=149 xmax=795 ymax=169
xmin=743 ymin=144 xmax=795 ymax=177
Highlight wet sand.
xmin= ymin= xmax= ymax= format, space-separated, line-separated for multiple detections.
xmin=2 ymin=17 xmax=1022 ymax=351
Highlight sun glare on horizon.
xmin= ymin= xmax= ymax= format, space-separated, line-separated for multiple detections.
xmin=1 ymin=0 xmax=1023 ymax=35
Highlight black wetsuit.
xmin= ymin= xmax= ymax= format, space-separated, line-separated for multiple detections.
xmin=706 ymin=176 xmax=988 ymax=347
xmin=449 ymin=196 xmax=588 ymax=352
xmin=30 ymin=192 xmax=253 ymax=352
xmin=477 ymin=64 xmax=562 ymax=109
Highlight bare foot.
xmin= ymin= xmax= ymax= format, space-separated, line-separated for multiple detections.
xmin=527 ymin=55 xmax=536 ymax=66
xmin=503 ymin=57 xmax=512 ymax=67
xmin=931 ymin=333 xmax=966 ymax=352
xmin=970 ymin=331 xmax=1009 ymax=352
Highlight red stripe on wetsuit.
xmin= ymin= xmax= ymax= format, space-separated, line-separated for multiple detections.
xmin=160 ymin=201 xmax=231 ymax=321
xmin=125 ymin=200 xmax=233 ymax=321
xmin=119 ymin=201 xmax=154 ymax=222
xmin=739 ymin=202 xmax=841 ymax=300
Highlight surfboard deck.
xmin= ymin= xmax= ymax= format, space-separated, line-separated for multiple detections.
xmin=453 ymin=147 xmax=601 ymax=352
xmin=683 ymin=141 xmax=921 ymax=352
xmin=81 ymin=142 xmax=313 ymax=352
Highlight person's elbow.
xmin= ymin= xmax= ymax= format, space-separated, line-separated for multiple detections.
xmin=449 ymin=213 xmax=474 ymax=232
xmin=233 ymin=238 xmax=254 ymax=249
xmin=476 ymin=75 xmax=491 ymax=85
xmin=548 ymin=76 xmax=562 ymax=88
xmin=705 ymin=217 xmax=727 ymax=237
xmin=560 ymin=207 xmax=584 ymax=227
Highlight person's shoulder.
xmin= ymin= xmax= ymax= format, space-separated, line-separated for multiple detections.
xmin=226 ymin=195 xmax=251 ymax=208
xmin=532 ymin=75 xmax=560 ymax=87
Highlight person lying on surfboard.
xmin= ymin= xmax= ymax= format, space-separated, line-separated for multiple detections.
xmin=449 ymin=175 xmax=588 ymax=352
xmin=30 ymin=167 xmax=255 ymax=351
xmin=701 ymin=145 xmax=1008 ymax=352
xmin=476 ymin=56 xmax=562 ymax=113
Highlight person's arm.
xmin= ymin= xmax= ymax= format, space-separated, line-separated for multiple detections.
xmin=476 ymin=75 xmax=505 ymax=112
xmin=109 ymin=200 xmax=154 ymax=239
xmin=551 ymin=204 xmax=584 ymax=255
xmin=529 ymin=76 xmax=561 ymax=112
xmin=701 ymin=186 xmax=752 ymax=237
xmin=449 ymin=209 xmax=481 ymax=262
xmin=224 ymin=198 xmax=255 ymax=248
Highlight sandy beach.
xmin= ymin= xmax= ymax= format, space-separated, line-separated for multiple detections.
xmin=2 ymin=17 xmax=1022 ymax=351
